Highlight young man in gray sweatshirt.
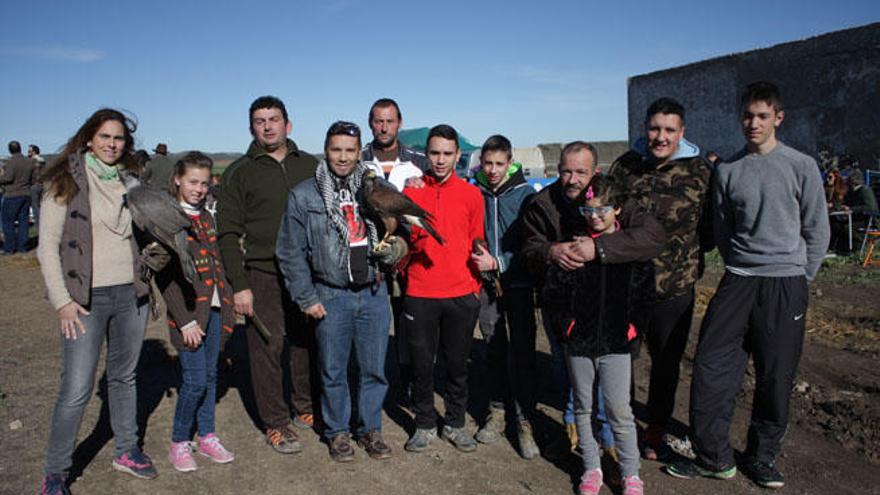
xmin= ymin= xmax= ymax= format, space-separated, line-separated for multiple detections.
xmin=666 ymin=81 xmax=830 ymax=489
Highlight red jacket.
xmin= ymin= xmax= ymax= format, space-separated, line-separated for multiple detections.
xmin=404 ymin=173 xmax=484 ymax=298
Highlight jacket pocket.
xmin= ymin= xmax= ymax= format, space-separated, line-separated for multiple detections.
xmin=304 ymin=205 xmax=331 ymax=272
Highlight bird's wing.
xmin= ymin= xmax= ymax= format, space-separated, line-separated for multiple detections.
xmin=127 ymin=185 xmax=190 ymax=241
xmin=369 ymin=181 xmax=433 ymax=219
xmin=126 ymin=185 xmax=197 ymax=282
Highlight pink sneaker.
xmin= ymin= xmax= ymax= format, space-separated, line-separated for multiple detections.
xmin=168 ymin=441 xmax=197 ymax=472
xmin=578 ymin=468 xmax=603 ymax=495
xmin=623 ymin=475 xmax=644 ymax=495
xmin=197 ymin=433 xmax=235 ymax=463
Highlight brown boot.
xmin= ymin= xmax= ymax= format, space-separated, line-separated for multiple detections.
xmin=566 ymin=422 xmax=579 ymax=452
xmin=329 ymin=433 xmax=354 ymax=462
xmin=357 ymin=431 xmax=392 ymax=460
xmin=475 ymin=407 xmax=505 ymax=444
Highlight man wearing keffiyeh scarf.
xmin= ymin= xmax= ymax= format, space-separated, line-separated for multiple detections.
xmin=276 ymin=121 xmax=397 ymax=463
xmin=315 ymin=158 xmax=379 ymax=270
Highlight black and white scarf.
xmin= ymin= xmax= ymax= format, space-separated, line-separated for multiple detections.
xmin=315 ymin=160 xmax=379 ymax=268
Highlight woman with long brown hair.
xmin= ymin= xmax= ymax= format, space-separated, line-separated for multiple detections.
xmin=37 ymin=109 xmax=158 ymax=494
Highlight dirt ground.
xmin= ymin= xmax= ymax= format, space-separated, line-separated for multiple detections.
xmin=1 ymin=252 xmax=879 ymax=495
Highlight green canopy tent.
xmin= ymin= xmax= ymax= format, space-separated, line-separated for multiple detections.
xmin=398 ymin=127 xmax=479 ymax=152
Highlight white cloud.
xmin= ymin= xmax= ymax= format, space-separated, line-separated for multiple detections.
xmin=0 ymin=45 xmax=105 ymax=63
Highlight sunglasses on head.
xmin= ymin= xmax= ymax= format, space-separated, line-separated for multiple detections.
xmin=327 ymin=121 xmax=360 ymax=138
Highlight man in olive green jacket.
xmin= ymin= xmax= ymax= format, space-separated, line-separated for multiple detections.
xmin=218 ymin=96 xmax=318 ymax=454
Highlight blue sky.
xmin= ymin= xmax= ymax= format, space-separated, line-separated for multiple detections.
xmin=1 ymin=0 xmax=877 ymax=155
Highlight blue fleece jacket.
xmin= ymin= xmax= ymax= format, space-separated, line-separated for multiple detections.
xmin=475 ymin=163 xmax=535 ymax=287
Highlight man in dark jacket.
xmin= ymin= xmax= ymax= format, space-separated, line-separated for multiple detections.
xmin=217 ymin=96 xmax=318 ymax=454
xmin=521 ymin=141 xmax=666 ymax=452
xmin=0 ymin=140 xmax=35 ymax=254
xmin=27 ymin=144 xmax=45 ymax=231
xmin=608 ymin=97 xmax=713 ymax=461
xmin=469 ymin=135 xmax=539 ymax=459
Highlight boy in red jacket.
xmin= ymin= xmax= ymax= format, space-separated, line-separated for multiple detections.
xmin=402 ymin=125 xmax=484 ymax=453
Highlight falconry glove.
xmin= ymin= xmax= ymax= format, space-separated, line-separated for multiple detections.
xmin=371 ymin=235 xmax=409 ymax=268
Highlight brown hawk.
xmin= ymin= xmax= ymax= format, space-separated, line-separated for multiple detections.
xmin=358 ymin=169 xmax=444 ymax=250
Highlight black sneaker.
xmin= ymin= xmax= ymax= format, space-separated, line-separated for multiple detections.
xmin=741 ymin=458 xmax=785 ymax=489
xmin=665 ymin=459 xmax=736 ymax=480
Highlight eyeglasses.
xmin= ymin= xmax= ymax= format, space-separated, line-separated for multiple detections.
xmin=579 ymin=205 xmax=616 ymax=217
xmin=327 ymin=121 xmax=361 ymax=138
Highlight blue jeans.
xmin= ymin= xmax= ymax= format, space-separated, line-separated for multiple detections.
xmin=315 ymin=283 xmax=391 ymax=438
xmin=2 ymin=195 xmax=30 ymax=253
xmin=44 ymin=284 xmax=148 ymax=475
xmin=172 ymin=309 xmax=221 ymax=442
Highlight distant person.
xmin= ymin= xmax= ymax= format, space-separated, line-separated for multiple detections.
xmin=469 ymin=135 xmax=540 ymax=459
xmin=666 ymin=81 xmax=830 ymax=489
xmin=142 ymin=142 xmax=174 ymax=188
xmin=28 ymin=144 xmax=45 ymax=231
xmin=542 ymin=174 xmax=664 ymax=495
xmin=37 ymin=109 xmax=158 ymax=494
xmin=1 ymin=140 xmax=35 ymax=254
xmin=217 ymin=96 xmax=318 ymax=454
xmin=360 ymin=98 xmax=426 ymax=408
xmin=825 ymin=169 xmax=850 ymax=254
xmin=845 ymin=170 xmax=879 ymax=222
xmin=402 ymin=125 xmax=484 ymax=453
xmin=131 ymin=149 xmax=151 ymax=175
xmin=609 ymin=97 xmax=714 ymax=461
xmin=277 ymin=122 xmax=404 ymax=462
xmin=157 ymin=152 xmax=236 ymax=472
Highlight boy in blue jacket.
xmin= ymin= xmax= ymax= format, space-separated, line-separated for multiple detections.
xmin=470 ymin=135 xmax=540 ymax=459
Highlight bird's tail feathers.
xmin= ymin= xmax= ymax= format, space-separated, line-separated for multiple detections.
xmin=174 ymin=230 xmax=198 ymax=284
xmin=404 ymin=214 xmax=444 ymax=245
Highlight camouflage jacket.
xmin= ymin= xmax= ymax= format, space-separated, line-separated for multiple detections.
xmin=609 ymin=151 xmax=714 ymax=300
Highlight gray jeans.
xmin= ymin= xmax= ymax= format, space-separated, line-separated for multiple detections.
xmin=565 ymin=351 xmax=640 ymax=478
xmin=44 ymin=284 xmax=148 ymax=475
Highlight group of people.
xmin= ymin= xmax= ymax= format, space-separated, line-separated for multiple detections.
xmin=825 ymin=166 xmax=878 ymax=254
xmin=35 ymin=80 xmax=829 ymax=495
xmin=0 ymin=141 xmax=45 ymax=253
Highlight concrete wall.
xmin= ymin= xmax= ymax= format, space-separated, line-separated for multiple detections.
xmin=627 ymin=23 xmax=880 ymax=168
xmin=538 ymin=140 xmax=629 ymax=171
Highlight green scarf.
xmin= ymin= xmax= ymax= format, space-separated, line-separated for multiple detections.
xmin=85 ymin=152 xmax=119 ymax=181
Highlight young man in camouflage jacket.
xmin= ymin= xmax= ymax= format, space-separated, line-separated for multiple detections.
xmin=608 ymin=97 xmax=714 ymax=460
